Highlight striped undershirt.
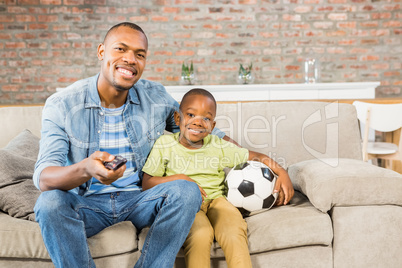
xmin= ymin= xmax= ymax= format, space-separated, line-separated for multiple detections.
xmin=85 ymin=104 xmax=141 ymax=196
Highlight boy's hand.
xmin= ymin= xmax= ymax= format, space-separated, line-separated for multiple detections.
xmin=273 ymin=172 xmax=294 ymax=206
xmin=175 ymin=174 xmax=208 ymax=202
xmin=248 ymin=150 xmax=294 ymax=206
xmin=197 ymin=185 xmax=208 ymax=202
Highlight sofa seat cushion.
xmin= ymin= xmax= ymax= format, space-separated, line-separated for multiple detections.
xmin=0 ymin=212 xmax=138 ymax=259
xmin=164 ymin=191 xmax=333 ymax=258
xmin=288 ymin=158 xmax=402 ymax=213
xmin=245 ymin=191 xmax=333 ymax=255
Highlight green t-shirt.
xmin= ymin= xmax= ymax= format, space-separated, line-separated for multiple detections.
xmin=142 ymin=132 xmax=249 ymax=200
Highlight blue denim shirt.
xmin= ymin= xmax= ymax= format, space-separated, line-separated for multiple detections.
xmin=33 ymin=74 xmax=225 ymax=195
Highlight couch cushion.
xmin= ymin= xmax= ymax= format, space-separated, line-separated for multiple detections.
xmin=0 ymin=106 xmax=43 ymax=148
xmin=158 ymin=191 xmax=332 ymax=258
xmin=288 ymin=158 xmax=402 ymax=213
xmin=245 ymin=191 xmax=333 ymax=255
xmin=215 ymin=101 xmax=362 ymax=168
xmin=0 ymin=129 xmax=41 ymax=221
xmin=332 ymin=205 xmax=402 ymax=268
xmin=0 ymin=212 xmax=138 ymax=259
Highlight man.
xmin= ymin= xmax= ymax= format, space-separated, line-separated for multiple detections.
xmin=33 ymin=22 xmax=227 ymax=268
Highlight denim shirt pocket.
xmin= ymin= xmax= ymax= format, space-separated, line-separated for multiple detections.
xmin=146 ymin=120 xmax=166 ymax=142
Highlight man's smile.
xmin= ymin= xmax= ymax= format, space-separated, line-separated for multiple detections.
xmin=116 ymin=66 xmax=136 ymax=78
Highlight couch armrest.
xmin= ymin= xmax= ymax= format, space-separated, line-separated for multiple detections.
xmin=287 ymin=158 xmax=402 ymax=213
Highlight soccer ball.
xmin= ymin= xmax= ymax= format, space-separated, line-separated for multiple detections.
xmin=226 ymin=161 xmax=278 ymax=216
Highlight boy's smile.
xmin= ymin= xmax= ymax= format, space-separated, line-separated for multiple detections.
xmin=174 ymin=94 xmax=216 ymax=149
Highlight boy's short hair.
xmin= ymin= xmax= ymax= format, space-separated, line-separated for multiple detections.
xmin=180 ymin=88 xmax=217 ymax=112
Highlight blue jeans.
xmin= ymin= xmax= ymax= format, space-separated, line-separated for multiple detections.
xmin=34 ymin=180 xmax=202 ymax=268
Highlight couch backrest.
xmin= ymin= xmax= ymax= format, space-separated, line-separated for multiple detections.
xmin=0 ymin=106 xmax=43 ymax=148
xmin=215 ymin=101 xmax=362 ymax=168
xmin=0 ymin=102 xmax=362 ymax=167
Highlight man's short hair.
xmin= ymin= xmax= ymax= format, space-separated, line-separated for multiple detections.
xmin=180 ymin=88 xmax=217 ymax=112
xmin=103 ymin=22 xmax=148 ymax=44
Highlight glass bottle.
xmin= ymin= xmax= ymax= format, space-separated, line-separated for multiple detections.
xmin=304 ymin=51 xmax=320 ymax=83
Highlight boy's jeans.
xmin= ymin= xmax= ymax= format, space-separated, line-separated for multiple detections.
xmin=34 ymin=180 xmax=202 ymax=268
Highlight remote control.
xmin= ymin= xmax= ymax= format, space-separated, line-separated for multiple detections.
xmin=104 ymin=155 xmax=127 ymax=171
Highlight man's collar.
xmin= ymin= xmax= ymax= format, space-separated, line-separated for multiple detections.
xmin=84 ymin=74 xmax=101 ymax=108
xmin=128 ymin=83 xmax=140 ymax=105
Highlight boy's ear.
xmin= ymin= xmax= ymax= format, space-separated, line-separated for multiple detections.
xmin=210 ymin=120 xmax=216 ymax=133
xmin=174 ymin=111 xmax=180 ymax=126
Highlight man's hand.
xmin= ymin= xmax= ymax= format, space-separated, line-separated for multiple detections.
xmin=85 ymin=151 xmax=126 ymax=185
xmin=39 ymin=151 xmax=126 ymax=191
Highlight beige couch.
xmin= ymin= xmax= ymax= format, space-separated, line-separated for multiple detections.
xmin=1 ymin=101 xmax=402 ymax=268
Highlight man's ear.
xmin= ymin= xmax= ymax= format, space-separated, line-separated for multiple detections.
xmin=174 ymin=111 xmax=181 ymax=126
xmin=97 ymin=43 xmax=105 ymax=61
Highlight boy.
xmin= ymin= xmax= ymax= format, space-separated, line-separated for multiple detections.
xmin=142 ymin=88 xmax=294 ymax=267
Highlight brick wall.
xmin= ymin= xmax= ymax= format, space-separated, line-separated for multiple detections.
xmin=0 ymin=0 xmax=401 ymax=104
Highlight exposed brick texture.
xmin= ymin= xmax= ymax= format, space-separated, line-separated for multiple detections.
xmin=0 ymin=0 xmax=401 ymax=104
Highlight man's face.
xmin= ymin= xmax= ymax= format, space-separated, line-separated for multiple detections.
xmin=174 ymin=95 xmax=216 ymax=149
xmin=97 ymin=26 xmax=148 ymax=91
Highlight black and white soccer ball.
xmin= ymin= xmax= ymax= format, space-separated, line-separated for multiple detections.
xmin=226 ymin=161 xmax=278 ymax=216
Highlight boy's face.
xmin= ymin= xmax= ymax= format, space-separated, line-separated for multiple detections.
xmin=174 ymin=94 xmax=216 ymax=149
